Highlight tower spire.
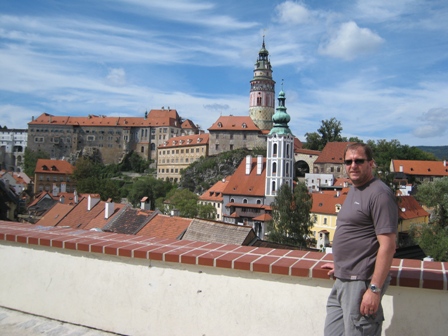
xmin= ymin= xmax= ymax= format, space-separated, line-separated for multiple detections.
xmin=248 ymin=37 xmax=276 ymax=130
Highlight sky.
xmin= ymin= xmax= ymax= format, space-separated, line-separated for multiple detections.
xmin=1 ymin=0 xmax=447 ymax=147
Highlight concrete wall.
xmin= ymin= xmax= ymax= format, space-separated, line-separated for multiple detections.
xmin=1 ymin=240 xmax=447 ymax=336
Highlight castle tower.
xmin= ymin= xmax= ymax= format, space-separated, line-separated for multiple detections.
xmin=265 ymin=87 xmax=294 ymax=200
xmin=249 ymin=37 xmax=275 ymax=131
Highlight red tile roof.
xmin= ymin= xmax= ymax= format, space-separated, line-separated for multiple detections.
xmin=397 ymin=196 xmax=430 ymax=220
xmin=223 ymin=157 xmax=266 ymax=196
xmin=311 ymin=191 xmax=347 ymax=215
xmin=199 ymin=177 xmax=230 ymax=201
xmin=208 ymin=116 xmax=260 ymax=131
xmin=29 ymin=109 xmax=180 ymax=128
xmin=35 ymin=159 xmax=74 ymax=175
xmin=36 ymin=203 xmax=74 ymax=227
xmin=314 ymin=142 xmax=354 ymax=164
xmin=136 ymin=213 xmax=192 ymax=239
xmin=158 ymin=133 xmax=209 ymax=149
xmin=391 ymin=160 xmax=448 ymax=177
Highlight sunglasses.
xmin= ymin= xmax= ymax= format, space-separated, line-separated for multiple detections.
xmin=344 ymin=159 xmax=367 ymax=165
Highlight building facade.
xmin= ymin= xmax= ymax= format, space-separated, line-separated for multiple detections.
xmin=27 ymin=109 xmax=198 ymax=165
xmin=0 ymin=129 xmax=28 ymax=172
xmin=34 ymin=159 xmax=76 ymax=194
xmin=157 ymin=133 xmax=209 ymax=182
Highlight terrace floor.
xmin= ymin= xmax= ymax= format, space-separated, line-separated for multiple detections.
xmin=0 ymin=306 xmax=120 ymax=336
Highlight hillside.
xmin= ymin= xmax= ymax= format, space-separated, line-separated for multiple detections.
xmin=417 ymin=146 xmax=448 ymax=160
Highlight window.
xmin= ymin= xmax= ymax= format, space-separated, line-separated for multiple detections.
xmin=141 ymin=146 xmax=144 ymax=153
xmin=257 ymin=97 xmax=262 ymax=106
xmin=272 ymin=162 xmax=277 ymax=174
xmin=273 ymin=143 xmax=277 ymax=156
xmin=230 ymin=145 xmax=234 ymax=150
xmin=230 ymin=134 xmax=233 ymax=140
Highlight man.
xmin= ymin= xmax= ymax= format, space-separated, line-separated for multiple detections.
xmin=322 ymin=143 xmax=397 ymax=336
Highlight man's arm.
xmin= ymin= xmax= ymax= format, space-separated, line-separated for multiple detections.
xmin=360 ymin=232 xmax=396 ymax=316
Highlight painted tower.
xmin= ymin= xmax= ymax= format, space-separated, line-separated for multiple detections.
xmin=265 ymin=87 xmax=294 ymax=201
xmin=249 ymin=37 xmax=275 ymax=130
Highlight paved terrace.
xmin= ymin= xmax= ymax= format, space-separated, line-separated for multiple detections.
xmin=0 ymin=221 xmax=447 ymax=336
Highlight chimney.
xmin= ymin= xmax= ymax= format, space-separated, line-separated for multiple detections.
xmin=140 ymin=196 xmax=151 ymax=210
xmin=245 ymin=155 xmax=252 ymax=175
xmin=60 ymin=182 xmax=66 ymax=193
xmin=444 ymin=160 xmax=447 ymax=167
xmin=105 ymin=199 xmax=115 ymax=219
xmin=52 ymin=183 xmax=59 ymax=197
xmin=399 ymin=165 xmax=403 ymax=172
xmin=74 ymin=189 xmax=78 ymax=204
xmin=59 ymin=195 xmax=65 ymax=203
xmin=87 ymin=194 xmax=100 ymax=211
xmin=257 ymin=155 xmax=263 ymax=175
xmin=336 ymin=191 xmax=340 ymax=197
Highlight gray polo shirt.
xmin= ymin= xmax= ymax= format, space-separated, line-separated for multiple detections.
xmin=332 ymin=178 xmax=398 ymax=280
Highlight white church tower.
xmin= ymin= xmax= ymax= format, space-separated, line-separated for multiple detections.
xmin=265 ymin=86 xmax=295 ymax=202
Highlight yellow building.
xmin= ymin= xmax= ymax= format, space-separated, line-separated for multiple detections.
xmin=157 ymin=133 xmax=209 ymax=183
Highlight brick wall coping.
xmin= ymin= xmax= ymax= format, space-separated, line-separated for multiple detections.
xmin=1 ymin=221 xmax=446 ymax=291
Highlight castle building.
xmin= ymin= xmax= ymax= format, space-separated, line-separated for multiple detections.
xmin=207 ymin=39 xmax=276 ymax=156
xmin=0 ymin=128 xmax=28 ymax=172
xmin=249 ymin=37 xmax=276 ymax=131
xmin=27 ymin=109 xmax=198 ymax=165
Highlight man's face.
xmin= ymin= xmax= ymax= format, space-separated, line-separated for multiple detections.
xmin=344 ymin=147 xmax=374 ymax=187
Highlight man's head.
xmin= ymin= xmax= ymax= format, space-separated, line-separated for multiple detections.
xmin=343 ymin=143 xmax=374 ymax=187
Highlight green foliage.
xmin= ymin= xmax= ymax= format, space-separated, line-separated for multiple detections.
xmin=198 ymin=203 xmax=217 ymax=220
xmin=417 ymin=146 xmax=448 ymax=160
xmin=409 ymin=177 xmax=448 ymax=261
xmin=118 ymin=151 xmax=151 ymax=173
xmin=410 ymin=224 xmax=448 ymax=262
xmin=268 ymin=182 xmax=314 ymax=248
xmin=162 ymin=188 xmax=199 ymax=218
xmin=127 ymin=176 xmax=175 ymax=208
xmin=179 ymin=148 xmax=265 ymax=193
xmin=23 ymin=148 xmax=50 ymax=177
xmin=304 ymin=118 xmax=343 ymax=150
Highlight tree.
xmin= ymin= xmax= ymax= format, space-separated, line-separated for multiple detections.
xmin=23 ymin=148 xmax=50 ymax=177
xmin=410 ymin=177 xmax=448 ymax=261
xmin=198 ymin=203 xmax=217 ymax=220
xmin=127 ymin=176 xmax=174 ymax=208
xmin=163 ymin=188 xmax=199 ymax=218
xmin=304 ymin=118 xmax=343 ymax=150
xmin=268 ymin=182 xmax=314 ymax=248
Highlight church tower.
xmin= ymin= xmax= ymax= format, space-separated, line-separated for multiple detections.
xmin=265 ymin=87 xmax=294 ymax=201
xmin=249 ymin=37 xmax=275 ymax=130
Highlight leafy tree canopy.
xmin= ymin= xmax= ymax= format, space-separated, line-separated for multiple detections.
xmin=23 ymin=148 xmax=50 ymax=177
xmin=267 ymin=182 xmax=314 ymax=248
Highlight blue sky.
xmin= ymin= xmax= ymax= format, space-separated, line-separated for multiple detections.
xmin=1 ymin=0 xmax=447 ymax=147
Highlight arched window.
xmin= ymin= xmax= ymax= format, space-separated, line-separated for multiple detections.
xmin=243 ymin=199 xmax=248 ymax=203
xmin=273 ymin=143 xmax=277 ymax=156
xmin=230 ymin=198 xmax=235 ymax=203
xmin=257 ymin=97 xmax=262 ymax=106
xmin=272 ymin=181 xmax=276 ymax=193
xmin=272 ymin=162 xmax=277 ymax=174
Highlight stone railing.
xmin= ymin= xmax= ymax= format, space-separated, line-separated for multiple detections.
xmin=0 ymin=221 xmax=446 ymax=336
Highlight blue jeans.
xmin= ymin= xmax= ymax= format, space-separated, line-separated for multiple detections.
xmin=324 ymin=276 xmax=390 ymax=336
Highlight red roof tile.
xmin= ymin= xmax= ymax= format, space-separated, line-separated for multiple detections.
xmin=223 ymin=157 xmax=266 ymax=196
xmin=136 ymin=213 xmax=192 ymax=239
xmin=314 ymin=142 xmax=354 ymax=164
xmin=158 ymin=133 xmax=209 ymax=149
xmin=391 ymin=160 xmax=448 ymax=177
xmin=208 ymin=116 xmax=260 ymax=131
xmin=35 ymin=159 xmax=74 ymax=175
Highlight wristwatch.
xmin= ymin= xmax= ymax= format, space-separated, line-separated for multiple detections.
xmin=369 ymin=284 xmax=381 ymax=293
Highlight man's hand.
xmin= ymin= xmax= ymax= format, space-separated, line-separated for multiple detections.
xmin=321 ymin=263 xmax=334 ymax=277
xmin=360 ymin=288 xmax=381 ymax=316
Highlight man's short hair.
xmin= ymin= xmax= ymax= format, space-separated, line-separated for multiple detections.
xmin=344 ymin=143 xmax=373 ymax=161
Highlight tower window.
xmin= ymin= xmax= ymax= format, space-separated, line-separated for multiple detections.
xmin=257 ymin=97 xmax=262 ymax=106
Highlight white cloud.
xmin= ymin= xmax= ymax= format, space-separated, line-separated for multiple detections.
xmin=318 ymin=21 xmax=384 ymax=60
xmin=106 ymin=68 xmax=127 ymax=87
xmin=274 ymin=1 xmax=310 ymax=25
xmin=412 ymin=108 xmax=448 ymax=138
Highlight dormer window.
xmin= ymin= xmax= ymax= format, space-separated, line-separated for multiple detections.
xmin=51 ymin=165 xmax=57 ymax=171
xmin=218 ymin=122 xmax=222 ymax=127
xmin=242 ymin=123 xmax=247 ymax=128
xmin=42 ymin=165 xmax=48 ymax=171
